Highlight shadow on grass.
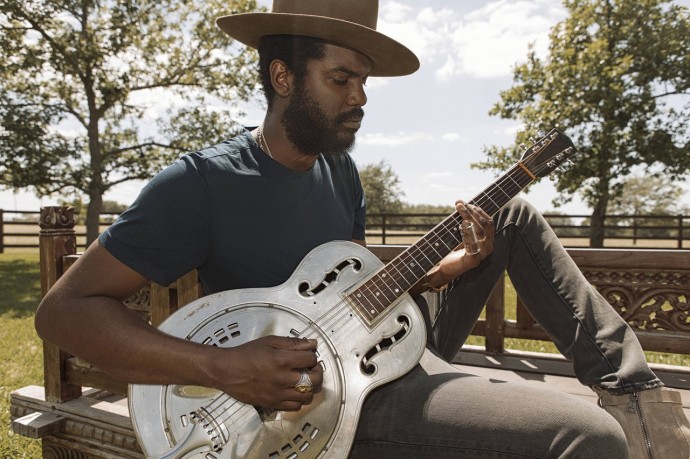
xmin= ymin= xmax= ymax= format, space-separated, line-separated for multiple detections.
xmin=0 ymin=256 xmax=41 ymax=318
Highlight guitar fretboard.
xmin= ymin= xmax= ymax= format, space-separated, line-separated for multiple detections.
xmin=346 ymin=162 xmax=533 ymax=324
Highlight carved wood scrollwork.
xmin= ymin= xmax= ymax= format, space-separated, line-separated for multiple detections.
xmin=123 ymin=284 xmax=152 ymax=322
xmin=583 ymin=269 xmax=690 ymax=333
xmin=43 ymin=441 xmax=89 ymax=459
xmin=39 ymin=207 xmax=75 ymax=230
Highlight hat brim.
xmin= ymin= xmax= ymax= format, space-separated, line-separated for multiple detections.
xmin=216 ymin=13 xmax=420 ymax=77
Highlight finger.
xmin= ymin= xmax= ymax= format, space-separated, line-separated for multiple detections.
xmin=456 ymin=201 xmax=484 ymax=232
xmin=273 ymin=398 xmax=305 ymax=412
xmin=463 ymin=205 xmax=494 ymax=243
xmin=266 ymin=335 xmax=318 ymax=351
xmin=287 ymin=365 xmax=324 ymax=390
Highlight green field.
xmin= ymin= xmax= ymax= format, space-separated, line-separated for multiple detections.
xmin=0 ymin=253 xmax=42 ymax=457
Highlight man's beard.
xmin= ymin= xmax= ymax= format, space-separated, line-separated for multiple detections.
xmin=282 ymin=83 xmax=364 ymax=156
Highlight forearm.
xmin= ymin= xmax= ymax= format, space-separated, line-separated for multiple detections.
xmin=35 ymin=294 xmax=225 ymax=389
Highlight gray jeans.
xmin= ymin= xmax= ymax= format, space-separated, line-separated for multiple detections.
xmin=351 ymin=198 xmax=661 ymax=458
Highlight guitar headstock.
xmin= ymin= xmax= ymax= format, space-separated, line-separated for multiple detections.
xmin=520 ymin=129 xmax=577 ymax=178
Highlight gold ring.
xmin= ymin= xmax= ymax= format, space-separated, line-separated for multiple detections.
xmin=295 ymin=371 xmax=313 ymax=393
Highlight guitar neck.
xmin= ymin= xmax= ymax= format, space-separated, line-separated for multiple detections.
xmin=347 ymin=162 xmax=534 ymax=325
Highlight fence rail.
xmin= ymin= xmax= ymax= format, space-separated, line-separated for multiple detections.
xmin=366 ymin=212 xmax=690 ymax=249
xmin=0 ymin=209 xmax=119 ymax=252
xmin=2 ymin=209 xmax=690 ymax=252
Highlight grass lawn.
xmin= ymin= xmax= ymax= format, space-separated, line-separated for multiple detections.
xmin=0 ymin=252 xmax=687 ymax=457
xmin=0 ymin=252 xmax=43 ymax=457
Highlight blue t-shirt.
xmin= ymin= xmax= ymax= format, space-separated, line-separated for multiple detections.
xmin=99 ymin=130 xmax=366 ymax=294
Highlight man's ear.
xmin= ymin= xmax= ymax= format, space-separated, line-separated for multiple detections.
xmin=270 ymin=59 xmax=293 ymax=98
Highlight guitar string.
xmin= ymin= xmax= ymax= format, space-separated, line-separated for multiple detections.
xmin=193 ymin=160 xmax=544 ymax=432
xmin=196 ymin=161 xmax=543 ymax=436
xmin=173 ymin=155 xmax=564 ymax=446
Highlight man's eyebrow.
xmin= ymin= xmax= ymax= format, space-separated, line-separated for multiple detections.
xmin=329 ymin=66 xmax=371 ymax=78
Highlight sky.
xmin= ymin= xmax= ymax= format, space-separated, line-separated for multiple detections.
xmin=2 ymin=0 xmax=689 ymax=215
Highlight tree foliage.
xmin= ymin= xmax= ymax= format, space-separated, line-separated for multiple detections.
xmin=475 ymin=0 xmax=690 ymax=247
xmin=0 ymin=0 xmax=260 ymax=244
xmin=358 ymin=160 xmax=405 ymax=216
xmin=608 ymin=174 xmax=689 ymax=216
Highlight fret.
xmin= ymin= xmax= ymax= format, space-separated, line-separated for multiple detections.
xmin=348 ymin=160 xmax=536 ymax=324
xmin=347 ymin=293 xmax=375 ymax=321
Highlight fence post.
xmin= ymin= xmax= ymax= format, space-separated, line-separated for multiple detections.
xmin=39 ymin=206 xmax=81 ymax=402
xmin=679 ymin=216 xmax=683 ymax=249
xmin=0 ymin=208 xmax=4 ymax=253
xmin=381 ymin=214 xmax=387 ymax=245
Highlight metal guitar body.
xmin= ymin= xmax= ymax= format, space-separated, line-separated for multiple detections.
xmin=129 ymin=241 xmax=427 ymax=458
xmin=130 ymin=128 xmax=579 ymax=458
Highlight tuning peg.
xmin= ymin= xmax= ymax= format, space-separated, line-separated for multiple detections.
xmin=519 ymin=143 xmax=527 ymax=150
xmin=537 ymin=129 xmax=545 ymax=138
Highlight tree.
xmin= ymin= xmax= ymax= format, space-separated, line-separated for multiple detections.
xmin=608 ymin=174 xmax=689 ymax=239
xmin=0 ymin=0 xmax=259 ymax=245
xmin=475 ymin=0 xmax=690 ymax=247
xmin=609 ymin=175 xmax=688 ymax=216
xmin=358 ymin=160 xmax=405 ymax=216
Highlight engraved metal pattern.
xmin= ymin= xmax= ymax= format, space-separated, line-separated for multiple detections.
xmin=130 ymin=242 xmax=427 ymax=459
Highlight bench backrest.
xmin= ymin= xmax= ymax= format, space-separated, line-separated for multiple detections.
xmin=38 ymin=207 xmax=690 ymax=403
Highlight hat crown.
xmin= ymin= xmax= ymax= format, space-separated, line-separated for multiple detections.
xmin=271 ymin=0 xmax=378 ymax=30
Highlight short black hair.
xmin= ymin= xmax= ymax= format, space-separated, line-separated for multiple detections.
xmin=258 ymin=35 xmax=327 ymax=110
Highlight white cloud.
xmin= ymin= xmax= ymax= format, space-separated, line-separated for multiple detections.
xmin=425 ymin=172 xmax=453 ymax=179
xmin=358 ymin=131 xmax=434 ymax=147
xmin=379 ymin=0 xmax=566 ymax=80
xmin=441 ymin=133 xmax=463 ymax=142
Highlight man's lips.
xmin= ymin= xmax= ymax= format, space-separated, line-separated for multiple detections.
xmin=342 ymin=118 xmax=362 ymax=129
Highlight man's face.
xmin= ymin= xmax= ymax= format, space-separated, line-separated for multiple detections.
xmin=282 ymin=44 xmax=372 ymax=156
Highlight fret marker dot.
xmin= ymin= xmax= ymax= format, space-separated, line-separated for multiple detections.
xmin=370 ymin=309 xmax=375 ymax=314
xmin=376 ymin=292 xmax=380 ymax=296
xmin=395 ymin=289 xmax=400 ymax=293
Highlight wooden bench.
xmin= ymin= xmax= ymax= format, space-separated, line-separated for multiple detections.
xmin=10 ymin=206 xmax=690 ymax=458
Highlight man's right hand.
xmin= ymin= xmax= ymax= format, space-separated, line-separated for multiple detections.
xmin=36 ymin=241 xmax=325 ymax=414
xmin=214 ymin=335 xmax=324 ymax=411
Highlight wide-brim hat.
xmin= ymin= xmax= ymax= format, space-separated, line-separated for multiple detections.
xmin=216 ymin=0 xmax=420 ymax=77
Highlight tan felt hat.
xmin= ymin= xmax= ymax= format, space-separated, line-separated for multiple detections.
xmin=216 ymin=0 xmax=420 ymax=77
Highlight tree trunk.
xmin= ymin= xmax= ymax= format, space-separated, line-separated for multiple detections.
xmin=85 ymin=191 xmax=102 ymax=247
xmin=590 ymin=199 xmax=607 ymax=248
xmin=589 ymin=177 xmax=611 ymax=248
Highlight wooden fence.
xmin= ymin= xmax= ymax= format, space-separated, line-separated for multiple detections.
xmin=1 ymin=209 xmax=689 ymax=251
xmin=0 ymin=209 xmax=119 ymax=252
xmin=366 ymin=212 xmax=690 ymax=249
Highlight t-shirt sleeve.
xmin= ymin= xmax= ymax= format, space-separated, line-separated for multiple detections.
xmin=98 ymin=155 xmax=210 ymax=286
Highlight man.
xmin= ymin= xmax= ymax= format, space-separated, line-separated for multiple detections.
xmin=36 ymin=0 xmax=689 ymax=457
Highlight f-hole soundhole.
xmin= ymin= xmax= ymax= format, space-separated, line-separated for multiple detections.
xmin=298 ymin=258 xmax=362 ymax=297
xmin=360 ymin=315 xmax=411 ymax=375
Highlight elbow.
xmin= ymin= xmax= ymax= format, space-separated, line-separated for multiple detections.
xmin=34 ymin=293 xmax=62 ymax=344
xmin=34 ymin=298 xmax=52 ymax=342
